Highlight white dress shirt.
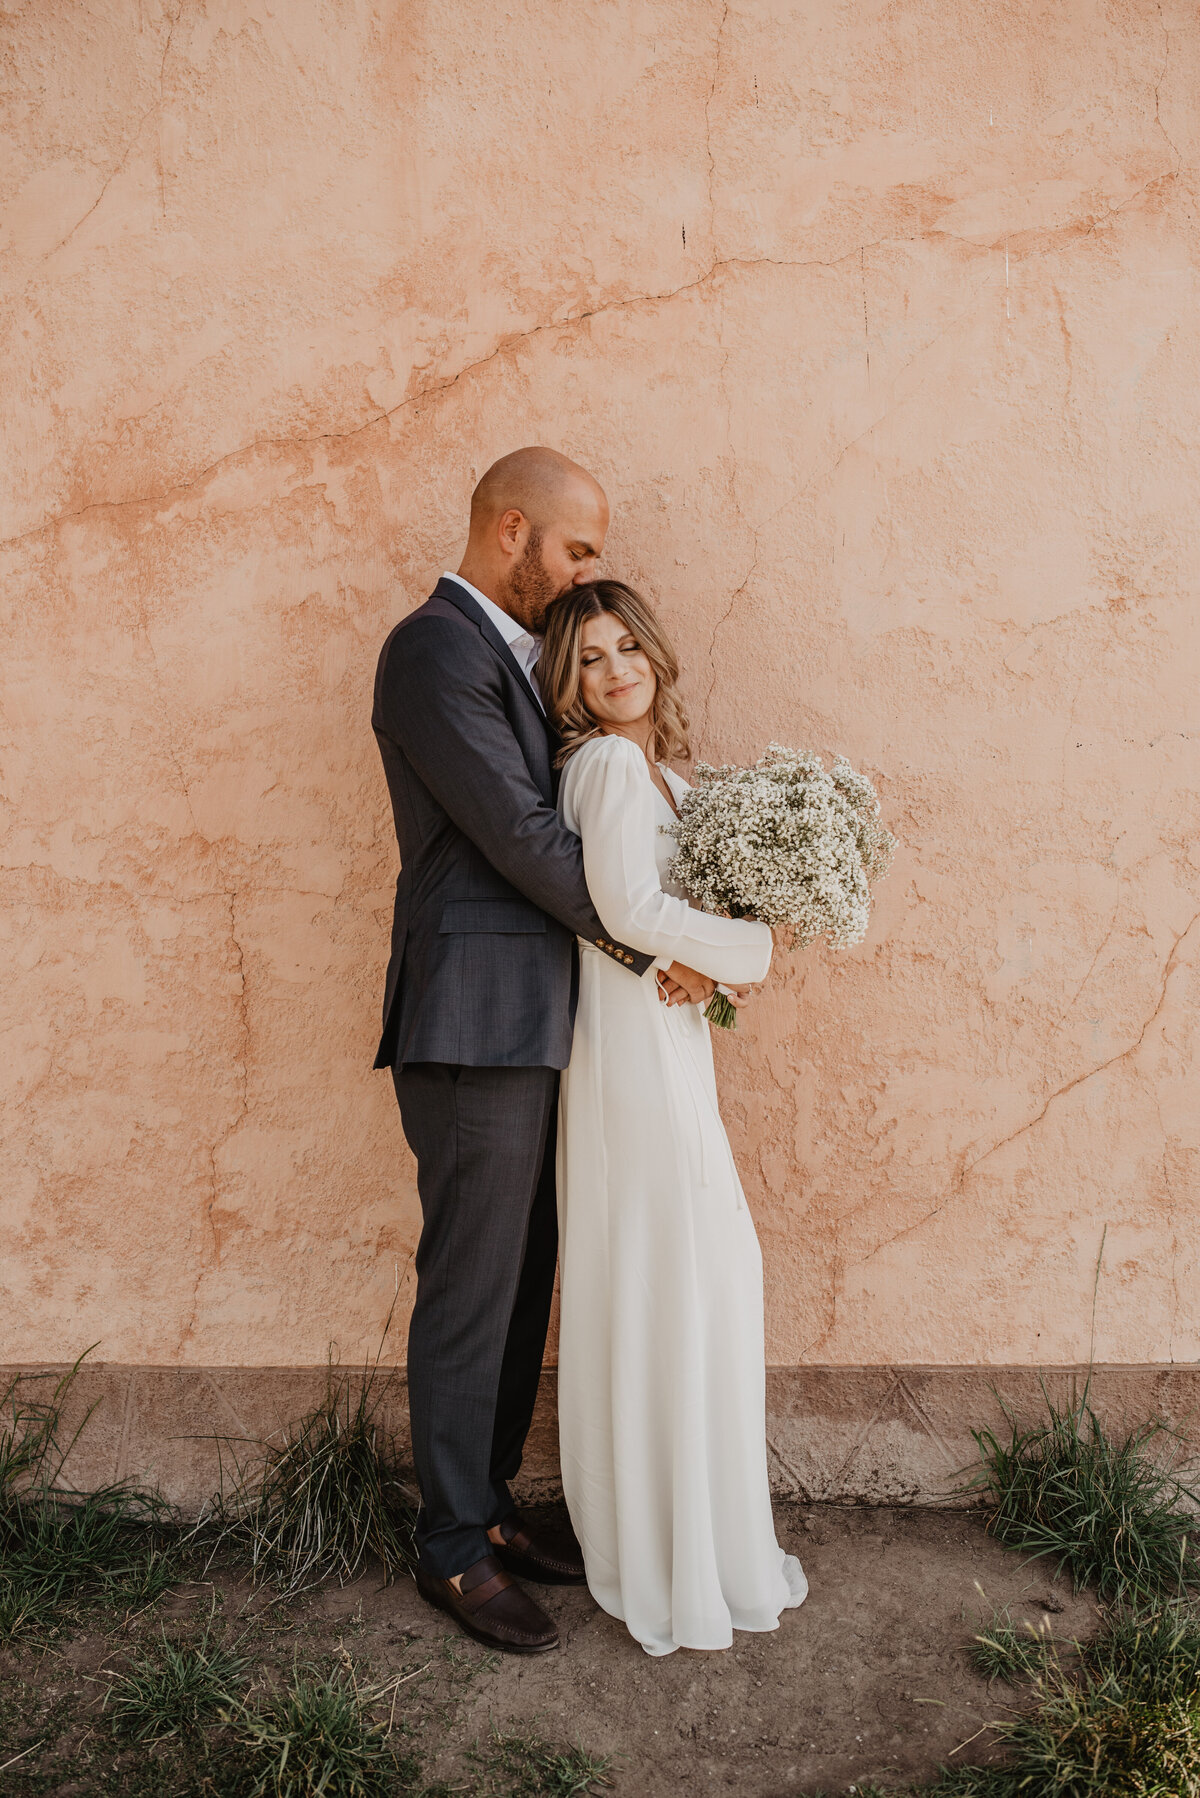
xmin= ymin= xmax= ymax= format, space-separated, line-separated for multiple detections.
xmin=441 ymin=571 xmax=544 ymax=710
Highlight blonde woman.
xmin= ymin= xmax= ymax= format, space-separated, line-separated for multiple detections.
xmin=537 ymin=579 xmax=808 ymax=1658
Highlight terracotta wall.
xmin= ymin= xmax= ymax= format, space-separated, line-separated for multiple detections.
xmin=3 ymin=0 xmax=1198 ymax=1382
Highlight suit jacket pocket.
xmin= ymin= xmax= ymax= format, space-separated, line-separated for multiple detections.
xmin=439 ymin=898 xmax=548 ymax=934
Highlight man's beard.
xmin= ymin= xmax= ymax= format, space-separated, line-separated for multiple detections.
xmin=504 ymin=527 xmax=563 ymax=632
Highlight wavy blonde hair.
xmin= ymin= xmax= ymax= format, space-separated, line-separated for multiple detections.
xmin=537 ymin=579 xmax=691 ymax=768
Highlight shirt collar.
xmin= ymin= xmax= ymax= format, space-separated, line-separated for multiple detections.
xmin=441 ymin=571 xmax=536 ymax=652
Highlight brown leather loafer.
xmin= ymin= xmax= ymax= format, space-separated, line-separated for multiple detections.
xmin=414 ymin=1553 xmax=559 ymax=1654
xmin=493 ymin=1510 xmax=588 ymax=1585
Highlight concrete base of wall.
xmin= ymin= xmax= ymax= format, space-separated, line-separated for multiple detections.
xmin=5 ymin=1363 xmax=1199 ymax=1514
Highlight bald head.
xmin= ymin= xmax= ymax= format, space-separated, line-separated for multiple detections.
xmin=457 ymin=445 xmax=610 ymax=633
xmin=469 ymin=446 xmax=606 ymax=537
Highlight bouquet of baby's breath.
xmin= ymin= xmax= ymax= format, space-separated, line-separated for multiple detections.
xmin=669 ymin=744 xmax=897 ymax=1028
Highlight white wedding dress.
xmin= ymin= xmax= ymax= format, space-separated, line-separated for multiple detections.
xmin=556 ymin=733 xmax=808 ymax=1657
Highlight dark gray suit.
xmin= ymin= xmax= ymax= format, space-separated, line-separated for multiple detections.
xmin=372 ymin=576 xmax=653 ymax=1576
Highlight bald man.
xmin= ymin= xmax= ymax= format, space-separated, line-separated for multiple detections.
xmin=371 ymin=448 xmax=714 ymax=1654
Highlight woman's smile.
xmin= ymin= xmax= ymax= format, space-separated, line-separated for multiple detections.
xmin=577 ymin=610 xmax=658 ymax=731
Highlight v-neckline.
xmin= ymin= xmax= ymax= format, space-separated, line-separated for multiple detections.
xmin=651 ymin=763 xmax=681 ymax=822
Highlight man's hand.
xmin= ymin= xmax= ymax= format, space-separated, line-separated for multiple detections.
xmin=656 ymin=962 xmax=716 ymax=1006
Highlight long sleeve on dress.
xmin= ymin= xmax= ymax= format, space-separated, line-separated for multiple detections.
xmin=563 ymin=735 xmax=773 ymax=986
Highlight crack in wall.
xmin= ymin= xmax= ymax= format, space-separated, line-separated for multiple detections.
xmin=0 ymin=248 xmax=868 ymax=552
xmin=1161 ymin=1135 xmax=1178 ymax=1365
xmin=699 ymin=544 xmax=758 ymax=740
xmin=860 ymin=244 xmax=871 ymax=388
xmin=42 ymin=1 xmax=182 ymax=261
xmin=700 ymin=277 xmax=760 ymax=742
xmin=739 ymin=162 xmax=1182 ymax=646
xmin=6 ymin=171 xmax=1180 ymax=557
xmin=1048 ymin=279 xmax=1079 ymax=458
xmin=178 ymin=885 xmax=251 ymax=1355
xmin=699 ymin=262 xmax=1001 ymax=737
xmin=134 ymin=615 xmax=207 ymax=851
xmin=798 ymin=1259 xmax=844 ymax=1362
xmin=849 ymin=907 xmax=1200 ymax=1275
xmin=1051 ymin=886 xmax=1122 ymax=1032
xmin=703 ymin=0 xmax=729 ymax=251
xmin=1153 ymin=7 xmax=1185 ymax=173
xmin=126 ymin=581 xmax=255 ymax=1359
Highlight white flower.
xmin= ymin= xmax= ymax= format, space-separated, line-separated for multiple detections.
xmin=667 ymin=743 xmax=896 ymax=949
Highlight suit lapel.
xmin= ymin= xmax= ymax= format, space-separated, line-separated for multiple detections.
xmin=433 ymin=577 xmax=546 ymax=725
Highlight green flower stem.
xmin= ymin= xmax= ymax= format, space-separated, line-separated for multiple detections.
xmin=705 ymin=991 xmax=738 ymax=1030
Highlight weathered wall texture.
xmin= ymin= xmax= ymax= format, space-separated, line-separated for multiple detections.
xmin=3 ymin=1 xmax=1198 ymax=1384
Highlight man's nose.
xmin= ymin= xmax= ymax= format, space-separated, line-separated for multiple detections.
xmin=571 ymin=557 xmax=599 ymax=585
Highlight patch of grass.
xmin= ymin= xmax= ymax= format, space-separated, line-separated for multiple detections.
xmin=915 ymin=1365 xmax=1200 ymax=1797
xmin=103 ymin=1626 xmax=250 ymax=1742
xmin=226 ymin=1664 xmax=421 ymax=1797
xmin=195 ymin=1326 xmax=418 ymax=1597
xmin=0 ymin=1674 xmax=259 ymax=1797
xmin=964 ymin=1380 xmax=1199 ymax=1602
xmin=970 ymin=1609 xmax=1056 ymax=1684
xmin=997 ymin=1602 xmax=1200 ymax=1794
xmin=912 ymin=1773 xmax=1022 ymax=1797
xmin=469 ymin=1723 xmax=613 ymax=1796
xmin=920 ymin=1603 xmax=1200 ymax=1796
xmin=0 ymin=1357 xmax=182 ymax=1645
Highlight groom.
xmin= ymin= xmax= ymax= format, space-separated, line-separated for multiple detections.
xmin=372 ymin=448 xmax=715 ymax=1653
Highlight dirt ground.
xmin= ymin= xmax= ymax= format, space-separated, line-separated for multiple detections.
xmin=377 ymin=1502 xmax=1096 ymax=1793
xmin=3 ymin=1502 xmax=1098 ymax=1795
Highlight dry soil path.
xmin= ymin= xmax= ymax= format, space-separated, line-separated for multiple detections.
xmin=302 ymin=1501 xmax=1097 ymax=1794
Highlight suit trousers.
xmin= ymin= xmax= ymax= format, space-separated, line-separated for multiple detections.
xmin=392 ymin=1062 xmax=559 ymax=1578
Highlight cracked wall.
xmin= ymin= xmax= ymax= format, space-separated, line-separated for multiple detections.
xmin=2 ymin=0 xmax=1198 ymax=1373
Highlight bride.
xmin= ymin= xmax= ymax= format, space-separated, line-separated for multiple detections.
xmin=536 ymin=579 xmax=809 ymax=1658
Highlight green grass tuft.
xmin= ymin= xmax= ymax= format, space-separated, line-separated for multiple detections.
xmin=993 ymin=1601 xmax=1200 ymax=1795
xmin=0 ymin=1357 xmax=182 ymax=1645
xmin=227 ymin=1664 xmax=419 ymax=1797
xmin=470 ymin=1723 xmax=613 ymax=1796
xmin=103 ymin=1627 xmax=250 ymax=1742
xmin=913 ymin=1771 xmax=1023 ymax=1797
xmin=964 ymin=1380 xmax=1199 ymax=1602
xmin=194 ymin=1320 xmax=418 ymax=1597
xmin=970 ymin=1610 xmax=1055 ymax=1684
xmin=921 ymin=1371 xmax=1200 ymax=1797
xmin=920 ymin=1603 xmax=1200 ymax=1796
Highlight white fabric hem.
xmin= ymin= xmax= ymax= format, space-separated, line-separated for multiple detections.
xmin=592 ymin=1556 xmax=809 ymax=1658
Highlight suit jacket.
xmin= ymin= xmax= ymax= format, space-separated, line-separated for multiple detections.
xmin=372 ymin=577 xmax=655 ymax=1069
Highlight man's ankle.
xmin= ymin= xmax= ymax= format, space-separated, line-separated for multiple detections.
xmin=447 ymin=1532 xmax=506 ymax=1590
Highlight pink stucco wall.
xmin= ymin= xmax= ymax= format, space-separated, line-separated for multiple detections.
xmin=3 ymin=1 xmax=1197 ymax=1376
